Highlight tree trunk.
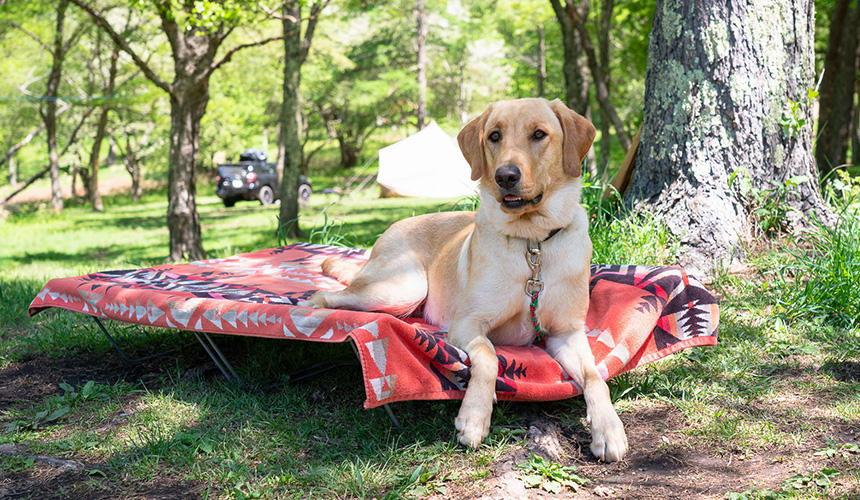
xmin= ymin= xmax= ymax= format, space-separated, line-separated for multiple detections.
xmin=166 ymin=86 xmax=208 ymax=262
xmin=623 ymin=0 xmax=831 ymax=274
xmin=1 ymin=124 xmax=44 ymax=173
xmin=537 ymin=24 xmax=546 ymax=97
xmin=597 ymin=0 xmax=613 ymax=180
xmin=8 ymin=157 xmax=16 ymax=186
xmin=338 ymin=137 xmax=360 ymax=167
xmin=816 ymin=0 xmax=860 ymax=176
xmin=122 ymin=133 xmax=143 ymax=202
xmin=278 ymin=1 xmax=304 ymax=240
xmin=550 ymin=0 xmax=590 ymax=114
xmin=43 ymin=0 xmax=69 ymax=212
xmin=87 ymin=33 xmax=119 ymax=212
xmin=416 ymin=0 xmax=428 ymax=130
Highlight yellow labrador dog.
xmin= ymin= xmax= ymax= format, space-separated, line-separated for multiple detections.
xmin=301 ymin=98 xmax=628 ymax=462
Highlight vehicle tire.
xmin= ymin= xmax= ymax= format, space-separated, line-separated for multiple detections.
xmin=258 ymin=185 xmax=275 ymax=205
xmin=298 ymin=184 xmax=312 ymax=205
xmin=223 ymin=198 xmax=236 ymax=208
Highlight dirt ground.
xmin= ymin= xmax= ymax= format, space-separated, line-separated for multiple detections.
xmin=1 ymin=171 xmax=150 ymax=207
xmin=1 ymin=348 xmax=858 ymax=499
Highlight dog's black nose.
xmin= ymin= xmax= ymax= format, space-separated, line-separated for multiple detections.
xmin=494 ymin=166 xmax=521 ymax=190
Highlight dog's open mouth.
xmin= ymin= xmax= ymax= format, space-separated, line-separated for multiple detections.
xmin=502 ymin=193 xmax=543 ymax=210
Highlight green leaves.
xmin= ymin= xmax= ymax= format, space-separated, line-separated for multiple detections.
xmin=728 ymin=167 xmax=810 ymax=236
xmin=515 ymin=454 xmax=589 ymax=493
xmin=3 ymin=380 xmax=108 ymax=432
xmin=814 ymin=440 xmax=860 ymax=460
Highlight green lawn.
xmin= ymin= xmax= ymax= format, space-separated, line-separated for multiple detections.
xmin=1 ymin=181 xmax=858 ymax=499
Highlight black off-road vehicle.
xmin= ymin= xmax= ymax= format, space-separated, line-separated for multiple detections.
xmin=215 ymin=149 xmax=311 ymax=207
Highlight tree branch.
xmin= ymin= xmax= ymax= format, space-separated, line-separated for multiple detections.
xmin=10 ymin=22 xmax=51 ymax=52
xmin=2 ymin=106 xmax=95 ymax=206
xmin=0 ymin=123 xmax=45 ymax=169
xmin=257 ymin=1 xmax=298 ymax=21
xmin=208 ymin=34 xmax=285 ymax=76
xmin=68 ymin=0 xmax=172 ymax=95
xmin=300 ymin=0 xmax=329 ymax=63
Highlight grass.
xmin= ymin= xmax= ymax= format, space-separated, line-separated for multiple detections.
xmin=1 ymin=174 xmax=859 ymax=498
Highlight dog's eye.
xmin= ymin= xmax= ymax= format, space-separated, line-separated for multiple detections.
xmin=533 ymin=130 xmax=547 ymax=140
xmin=488 ymin=131 xmax=501 ymax=143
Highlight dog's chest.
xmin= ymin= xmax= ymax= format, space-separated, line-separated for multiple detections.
xmin=486 ymin=236 xmax=590 ymax=345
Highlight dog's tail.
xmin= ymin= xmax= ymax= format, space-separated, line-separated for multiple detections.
xmin=320 ymin=258 xmax=363 ymax=285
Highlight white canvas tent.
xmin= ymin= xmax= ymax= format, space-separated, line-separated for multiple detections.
xmin=377 ymin=121 xmax=478 ymax=198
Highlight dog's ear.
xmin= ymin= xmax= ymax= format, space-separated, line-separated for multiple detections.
xmin=549 ymin=99 xmax=596 ymax=178
xmin=457 ymin=105 xmax=493 ymax=181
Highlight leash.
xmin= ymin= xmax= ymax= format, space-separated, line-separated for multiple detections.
xmin=524 ymin=227 xmax=563 ymax=343
xmin=525 ymin=239 xmax=545 ymax=342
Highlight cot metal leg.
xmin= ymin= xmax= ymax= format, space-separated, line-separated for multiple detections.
xmin=91 ymin=316 xmax=180 ymax=365
xmin=348 ymin=338 xmax=400 ymax=428
xmin=193 ymin=331 xmax=245 ymax=388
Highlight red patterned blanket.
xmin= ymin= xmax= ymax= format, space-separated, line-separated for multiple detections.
xmin=29 ymin=244 xmax=719 ymax=408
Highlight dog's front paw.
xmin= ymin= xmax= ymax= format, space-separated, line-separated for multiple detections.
xmin=296 ymin=292 xmax=327 ymax=309
xmin=588 ymin=408 xmax=628 ymax=462
xmin=455 ymin=405 xmax=491 ymax=449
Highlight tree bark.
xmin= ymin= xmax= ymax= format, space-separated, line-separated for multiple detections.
xmin=416 ymin=0 xmax=428 ymax=130
xmin=277 ymin=0 xmax=325 ymax=240
xmin=86 ymin=43 xmax=120 ymax=212
xmin=624 ymin=0 xmax=831 ymax=274
xmin=816 ymin=0 xmax=860 ymax=176
xmin=537 ymin=24 xmax=546 ymax=97
xmin=1 ymin=124 xmax=45 ymax=172
xmin=549 ymin=0 xmax=590 ymax=114
xmin=338 ymin=136 xmax=360 ymax=168
xmin=166 ymin=85 xmax=209 ymax=261
xmin=597 ymin=0 xmax=614 ymax=180
xmin=562 ymin=0 xmax=631 ymax=153
xmin=8 ymin=157 xmax=16 ymax=186
xmin=278 ymin=1 xmax=305 ymax=239
xmin=42 ymin=0 xmax=69 ymax=212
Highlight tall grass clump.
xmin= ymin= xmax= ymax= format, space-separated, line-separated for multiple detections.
xmin=278 ymin=212 xmax=355 ymax=248
xmin=584 ymin=179 xmax=679 ymax=267
xmin=775 ymin=211 xmax=860 ymax=328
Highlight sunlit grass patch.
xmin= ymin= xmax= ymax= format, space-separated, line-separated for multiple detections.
xmin=678 ymin=402 xmax=796 ymax=452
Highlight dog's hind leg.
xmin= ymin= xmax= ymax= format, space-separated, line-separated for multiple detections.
xmin=299 ymin=250 xmax=428 ymax=316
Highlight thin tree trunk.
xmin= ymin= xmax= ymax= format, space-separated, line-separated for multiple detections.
xmin=278 ymin=0 xmax=304 ymax=239
xmin=86 ymin=45 xmax=120 ymax=212
xmin=854 ymin=84 xmax=860 ymax=164
xmin=416 ymin=0 xmax=428 ymax=130
xmin=624 ymin=0 xmax=830 ymax=274
xmin=338 ymin=136 xmax=360 ymax=167
xmin=562 ymin=1 xmax=630 ymax=152
xmin=8 ymin=156 xmax=16 ymax=186
xmin=549 ymin=0 xmax=590 ymax=114
xmin=116 ymin=130 xmax=144 ymax=202
xmin=125 ymin=134 xmax=142 ymax=201
xmin=1 ymin=124 xmax=45 ymax=171
xmin=43 ymin=0 xmax=69 ymax=212
xmin=816 ymin=0 xmax=860 ymax=176
xmin=597 ymin=0 xmax=613 ymax=180
xmin=537 ymin=24 xmax=545 ymax=97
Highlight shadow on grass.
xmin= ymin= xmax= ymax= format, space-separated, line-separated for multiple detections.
xmin=0 ymin=311 xmax=471 ymax=496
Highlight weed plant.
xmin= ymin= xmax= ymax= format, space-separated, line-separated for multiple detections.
xmin=775 ymin=211 xmax=860 ymax=328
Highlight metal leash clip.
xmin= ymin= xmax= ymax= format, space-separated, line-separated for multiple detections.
xmin=525 ymin=240 xmax=543 ymax=296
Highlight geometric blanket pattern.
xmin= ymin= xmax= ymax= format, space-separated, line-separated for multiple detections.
xmin=29 ymin=243 xmax=719 ymax=408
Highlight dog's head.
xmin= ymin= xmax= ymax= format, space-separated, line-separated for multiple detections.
xmin=457 ymin=98 xmax=595 ymax=234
